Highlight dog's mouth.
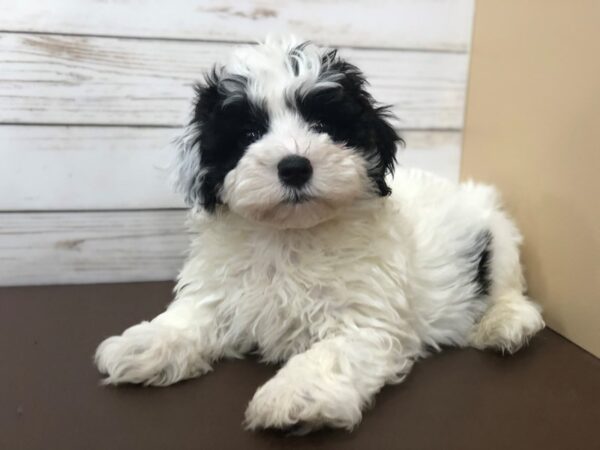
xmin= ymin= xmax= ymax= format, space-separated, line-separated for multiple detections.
xmin=283 ymin=190 xmax=313 ymax=205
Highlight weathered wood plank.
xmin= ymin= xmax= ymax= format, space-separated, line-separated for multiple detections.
xmin=0 ymin=33 xmax=469 ymax=128
xmin=0 ymin=126 xmax=461 ymax=210
xmin=0 ymin=0 xmax=475 ymax=52
xmin=396 ymin=131 xmax=462 ymax=183
xmin=0 ymin=126 xmax=183 ymax=210
xmin=0 ymin=210 xmax=188 ymax=286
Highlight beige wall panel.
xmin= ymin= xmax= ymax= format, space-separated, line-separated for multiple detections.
xmin=462 ymin=1 xmax=600 ymax=356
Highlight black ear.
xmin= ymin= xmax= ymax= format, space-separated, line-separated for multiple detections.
xmin=319 ymin=51 xmax=403 ymax=196
xmin=369 ymin=106 xmax=403 ymax=196
xmin=193 ymin=66 xmax=233 ymax=131
xmin=174 ymin=68 xmax=222 ymax=211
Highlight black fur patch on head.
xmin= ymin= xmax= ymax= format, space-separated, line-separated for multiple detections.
xmin=294 ymin=49 xmax=403 ymax=196
xmin=188 ymin=67 xmax=269 ymax=211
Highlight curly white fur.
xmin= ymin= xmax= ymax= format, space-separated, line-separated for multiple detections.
xmin=95 ymin=169 xmax=544 ymax=430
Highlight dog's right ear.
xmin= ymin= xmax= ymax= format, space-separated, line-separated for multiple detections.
xmin=174 ymin=68 xmax=222 ymax=211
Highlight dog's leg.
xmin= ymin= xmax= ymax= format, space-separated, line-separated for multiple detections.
xmin=469 ymin=210 xmax=544 ymax=353
xmin=469 ymin=290 xmax=544 ymax=353
xmin=95 ymin=295 xmax=227 ymax=386
xmin=244 ymin=331 xmax=416 ymax=432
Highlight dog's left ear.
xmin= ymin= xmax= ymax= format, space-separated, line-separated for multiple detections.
xmin=369 ymin=106 xmax=403 ymax=196
xmin=321 ymin=50 xmax=402 ymax=196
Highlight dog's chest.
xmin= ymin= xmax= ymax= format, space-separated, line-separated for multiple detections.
xmin=194 ymin=212 xmax=406 ymax=360
xmin=231 ymin=232 xmax=352 ymax=355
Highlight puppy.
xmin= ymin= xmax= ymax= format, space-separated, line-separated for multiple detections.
xmin=95 ymin=37 xmax=544 ymax=432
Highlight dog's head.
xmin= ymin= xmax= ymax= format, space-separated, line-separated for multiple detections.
xmin=176 ymin=37 xmax=402 ymax=229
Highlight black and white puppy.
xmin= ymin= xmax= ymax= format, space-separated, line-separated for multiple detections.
xmin=96 ymin=37 xmax=544 ymax=432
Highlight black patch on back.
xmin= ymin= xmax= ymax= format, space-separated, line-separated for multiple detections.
xmin=471 ymin=231 xmax=493 ymax=296
xmin=292 ymin=49 xmax=403 ymax=196
xmin=189 ymin=68 xmax=269 ymax=211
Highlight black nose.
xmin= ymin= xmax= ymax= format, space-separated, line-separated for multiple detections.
xmin=277 ymin=155 xmax=313 ymax=188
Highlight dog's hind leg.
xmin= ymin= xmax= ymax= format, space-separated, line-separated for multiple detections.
xmin=469 ymin=210 xmax=544 ymax=353
xmin=469 ymin=290 xmax=544 ymax=353
xmin=95 ymin=294 xmax=230 ymax=386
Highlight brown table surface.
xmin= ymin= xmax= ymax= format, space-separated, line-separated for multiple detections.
xmin=1 ymin=281 xmax=598 ymax=450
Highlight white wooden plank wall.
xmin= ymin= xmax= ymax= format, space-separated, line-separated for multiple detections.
xmin=0 ymin=0 xmax=474 ymax=286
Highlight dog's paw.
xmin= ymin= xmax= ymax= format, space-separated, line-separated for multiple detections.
xmin=244 ymin=375 xmax=321 ymax=432
xmin=95 ymin=321 xmax=210 ymax=386
xmin=470 ymin=295 xmax=545 ymax=354
xmin=244 ymin=373 xmax=361 ymax=432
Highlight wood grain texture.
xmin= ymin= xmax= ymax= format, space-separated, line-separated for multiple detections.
xmin=0 ymin=126 xmax=182 ymax=210
xmin=0 ymin=0 xmax=475 ymax=51
xmin=0 ymin=1 xmax=474 ymax=285
xmin=0 ymin=210 xmax=188 ymax=286
xmin=0 ymin=126 xmax=461 ymax=210
xmin=0 ymin=33 xmax=469 ymax=128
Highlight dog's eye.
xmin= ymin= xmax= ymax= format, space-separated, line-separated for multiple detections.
xmin=311 ymin=121 xmax=327 ymax=134
xmin=243 ymin=129 xmax=261 ymax=144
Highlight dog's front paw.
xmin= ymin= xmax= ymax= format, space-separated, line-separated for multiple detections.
xmin=244 ymin=375 xmax=320 ymax=433
xmin=95 ymin=321 xmax=210 ymax=386
xmin=244 ymin=372 xmax=361 ymax=432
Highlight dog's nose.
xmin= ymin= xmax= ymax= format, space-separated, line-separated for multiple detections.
xmin=277 ymin=155 xmax=313 ymax=188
